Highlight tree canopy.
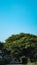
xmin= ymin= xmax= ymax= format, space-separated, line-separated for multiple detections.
xmin=0 ymin=33 xmax=37 ymax=64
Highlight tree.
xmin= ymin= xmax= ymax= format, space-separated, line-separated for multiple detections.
xmin=3 ymin=33 xmax=37 ymax=64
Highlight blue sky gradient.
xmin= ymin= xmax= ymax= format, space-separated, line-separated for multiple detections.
xmin=0 ymin=0 xmax=37 ymax=42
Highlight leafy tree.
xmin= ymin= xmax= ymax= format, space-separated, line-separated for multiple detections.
xmin=0 ymin=33 xmax=37 ymax=64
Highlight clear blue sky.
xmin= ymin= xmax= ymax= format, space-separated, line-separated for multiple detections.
xmin=0 ymin=0 xmax=37 ymax=42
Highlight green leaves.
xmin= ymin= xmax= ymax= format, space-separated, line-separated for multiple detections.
xmin=0 ymin=33 xmax=37 ymax=64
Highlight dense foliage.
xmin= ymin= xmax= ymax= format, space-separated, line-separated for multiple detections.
xmin=0 ymin=33 xmax=37 ymax=64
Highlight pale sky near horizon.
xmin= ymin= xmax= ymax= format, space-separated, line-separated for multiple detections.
xmin=0 ymin=0 xmax=37 ymax=42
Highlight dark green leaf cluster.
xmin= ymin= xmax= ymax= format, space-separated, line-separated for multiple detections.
xmin=0 ymin=33 xmax=37 ymax=64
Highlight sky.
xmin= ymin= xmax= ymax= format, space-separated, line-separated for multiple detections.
xmin=0 ymin=0 xmax=37 ymax=42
